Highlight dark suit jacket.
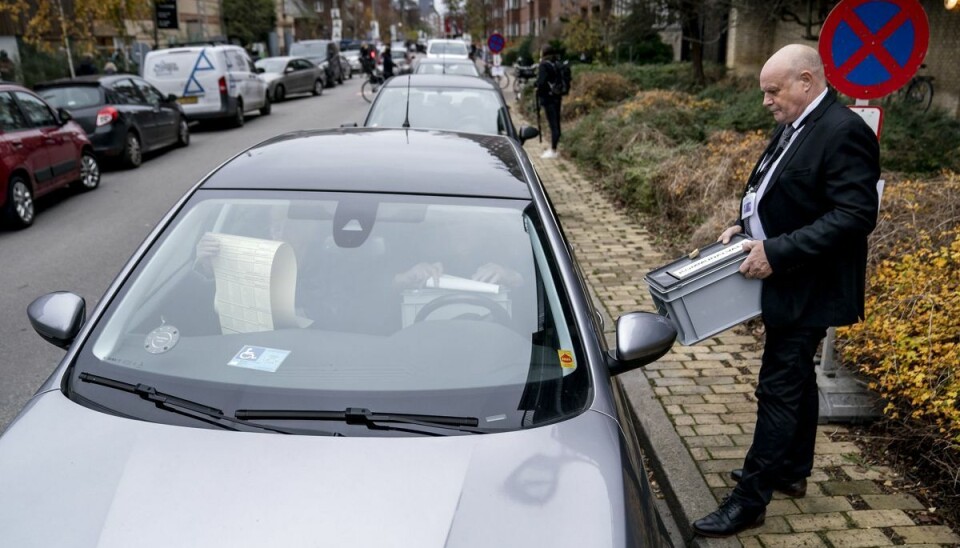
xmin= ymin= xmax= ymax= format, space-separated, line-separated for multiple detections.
xmin=738 ymin=91 xmax=880 ymax=328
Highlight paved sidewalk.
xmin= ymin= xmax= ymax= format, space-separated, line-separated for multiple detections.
xmin=521 ymin=139 xmax=960 ymax=548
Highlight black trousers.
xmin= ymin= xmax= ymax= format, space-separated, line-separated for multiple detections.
xmin=732 ymin=323 xmax=826 ymax=509
xmin=541 ymin=97 xmax=561 ymax=149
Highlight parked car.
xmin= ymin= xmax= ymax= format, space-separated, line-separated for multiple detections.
xmin=254 ymin=56 xmax=326 ymax=102
xmin=0 ymin=82 xmax=100 ymax=228
xmin=142 ymin=45 xmax=270 ymax=128
xmin=413 ymin=58 xmax=481 ymax=77
xmin=289 ymin=40 xmax=345 ymax=87
xmin=363 ymin=75 xmax=538 ymax=144
xmin=4 ymin=128 xmax=676 ymax=547
xmin=380 ymin=45 xmax=412 ymax=75
xmin=343 ymin=49 xmax=363 ymax=73
xmin=425 ymin=39 xmax=470 ymax=60
xmin=35 ymin=74 xmax=189 ymax=169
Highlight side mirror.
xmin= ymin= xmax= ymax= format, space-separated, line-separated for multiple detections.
xmin=56 ymin=107 xmax=72 ymax=125
xmin=518 ymin=125 xmax=539 ymax=144
xmin=606 ymin=312 xmax=676 ymax=376
xmin=283 ymin=66 xmax=294 ymax=73
xmin=166 ymin=94 xmax=177 ymax=103
xmin=258 ymin=67 xmax=267 ymax=74
xmin=27 ymin=291 xmax=86 ymax=350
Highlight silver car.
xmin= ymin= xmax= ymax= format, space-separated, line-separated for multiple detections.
xmin=255 ymin=56 xmax=326 ymax=101
xmin=1 ymin=128 xmax=676 ymax=548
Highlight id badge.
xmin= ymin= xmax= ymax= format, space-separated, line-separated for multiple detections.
xmin=741 ymin=191 xmax=757 ymax=219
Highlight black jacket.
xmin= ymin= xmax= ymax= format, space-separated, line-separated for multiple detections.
xmin=739 ymin=91 xmax=880 ymax=328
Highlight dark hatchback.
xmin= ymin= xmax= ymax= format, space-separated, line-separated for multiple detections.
xmin=35 ymin=74 xmax=189 ymax=169
xmin=8 ymin=129 xmax=678 ymax=546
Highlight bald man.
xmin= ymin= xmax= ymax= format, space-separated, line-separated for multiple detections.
xmin=693 ymin=44 xmax=880 ymax=537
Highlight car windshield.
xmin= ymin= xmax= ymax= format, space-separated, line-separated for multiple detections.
xmin=37 ymin=86 xmax=102 ymax=109
xmin=255 ymin=59 xmax=288 ymax=73
xmin=429 ymin=42 xmax=469 ymax=56
xmin=290 ymin=42 xmax=328 ymax=57
xmin=366 ymin=87 xmax=505 ymax=136
xmin=73 ymin=191 xmax=589 ymax=436
xmin=415 ymin=63 xmax=479 ymax=76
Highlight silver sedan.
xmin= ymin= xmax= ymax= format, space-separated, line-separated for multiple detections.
xmin=255 ymin=56 xmax=326 ymax=102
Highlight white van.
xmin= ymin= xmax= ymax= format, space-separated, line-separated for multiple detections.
xmin=425 ymin=39 xmax=470 ymax=60
xmin=143 ymin=45 xmax=270 ymax=127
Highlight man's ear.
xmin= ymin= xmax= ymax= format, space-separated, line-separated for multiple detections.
xmin=799 ymin=70 xmax=814 ymax=91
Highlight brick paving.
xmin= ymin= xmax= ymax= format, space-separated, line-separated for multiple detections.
xmin=521 ymin=141 xmax=960 ymax=548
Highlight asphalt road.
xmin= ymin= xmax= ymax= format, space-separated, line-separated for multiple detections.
xmin=0 ymin=76 xmax=371 ymax=432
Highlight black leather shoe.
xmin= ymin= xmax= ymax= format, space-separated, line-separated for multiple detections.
xmin=730 ymin=468 xmax=807 ymax=497
xmin=692 ymin=497 xmax=766 ymax=538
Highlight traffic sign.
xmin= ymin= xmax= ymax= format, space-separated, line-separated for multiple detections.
xmin=819 ymin=0 xmax=929 ymax=99
xmin=487 ymin=33 xmax=505 ymax=54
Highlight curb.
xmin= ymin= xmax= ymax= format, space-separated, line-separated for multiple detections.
xmin=585 ymin=280 xmax=737 ymax=548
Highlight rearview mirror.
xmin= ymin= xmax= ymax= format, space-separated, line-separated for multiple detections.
xmin=56 ymin=107 xmax=72 ymax=125
xmin=518 ymin=125 xmax=539 ymax=144
xmin=606 ymin=312 xmax=676 ymax=376
xmin=27 ymin=291 xmax=86 ymax=349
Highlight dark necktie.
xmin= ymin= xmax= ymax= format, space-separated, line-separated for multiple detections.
xmin=748 ymin=124 xmax=798 ymax=191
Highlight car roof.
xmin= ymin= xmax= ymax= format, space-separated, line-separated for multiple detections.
xmin=382 ymin=74 xmax=495 ymax=90
xmin=34 ymin=74 xmax=139 ymax=88
xmin=202 ymin=128 xmax=533 ymax=199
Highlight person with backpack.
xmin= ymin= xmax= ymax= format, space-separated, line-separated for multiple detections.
xmin=535 ymin=45 xmax=570 ymax=159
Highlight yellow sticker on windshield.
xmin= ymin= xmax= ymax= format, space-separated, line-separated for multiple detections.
xmin=558 ymin=350 xmax=576 ymax=369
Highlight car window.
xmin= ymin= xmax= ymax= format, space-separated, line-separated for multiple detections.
xmin=429 ymin=42 xmax=469 ymax=56
xmin=367 ymin=87 xmax=502 ymax=135
xmin=134 ymin=79 xmax=165 ymax=106
xmin=13 ymin=91 xmax=58 ymax=127
xmin=37 ymin=86 xmax=103 ymax=109
xmin=0 ymin=92 xmax=28 ymax=131
xmin=77 ymin=191 xmax=589 ymax=436
xmin=112 ymin=79 xmax=145 ymax=105
xmin=295 ymin=59 xmax=313 ymax=70
xmin=415 ymin=63 xmax=479 ymax=76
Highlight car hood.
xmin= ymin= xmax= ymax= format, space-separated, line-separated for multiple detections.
xmin=0 ymin=391 xmax=640 ymax=548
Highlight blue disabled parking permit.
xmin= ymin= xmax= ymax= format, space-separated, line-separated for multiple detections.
xmin=228 ymin=345 xmax=290 ymax=372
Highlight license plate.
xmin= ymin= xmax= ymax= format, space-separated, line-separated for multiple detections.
xmin=177 ymin=96 xmax=199 ymax=105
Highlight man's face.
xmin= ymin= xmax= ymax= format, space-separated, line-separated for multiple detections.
xmin=759 ymin=65 xmax=810 ymax=125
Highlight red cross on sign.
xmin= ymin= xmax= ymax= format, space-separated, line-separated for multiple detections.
xmin=819 ymin=0 xmax=929 ymax=99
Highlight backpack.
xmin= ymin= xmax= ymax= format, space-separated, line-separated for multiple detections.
xmin=548 ymin=60 xmax=572 ymax=97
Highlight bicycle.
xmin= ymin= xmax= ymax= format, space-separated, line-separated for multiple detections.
xmin=887 ymin=64 xmax=935 ymax=112
xmin=512 ymin=63 xmax=537 ymax=102
xmin=361 ymin=70 xmax=385 ymax=103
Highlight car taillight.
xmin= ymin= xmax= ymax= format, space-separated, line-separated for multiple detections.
xmin=96 ymin=107 xmax=118 ymax=127
xmin=219 ymin=76 xmax=227 ymax=94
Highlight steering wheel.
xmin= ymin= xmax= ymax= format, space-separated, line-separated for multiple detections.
xmin=414 ymin=293 xmax=511 ymax=326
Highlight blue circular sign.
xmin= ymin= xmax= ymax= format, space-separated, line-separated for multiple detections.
xmin=487 ymin=33 xmax=505 ymax=54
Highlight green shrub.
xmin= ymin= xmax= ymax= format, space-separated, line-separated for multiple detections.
xmin=17 ymin=41 xmax=70 ymax=88
xmin=502 ymin=36 xmax=535 ymax=66
xmin=697 ymin=78 xmax=772 ymax=133
xmin=879 ymin=101 xmax=960 ymax=174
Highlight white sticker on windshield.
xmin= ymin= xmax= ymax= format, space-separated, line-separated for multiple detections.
xmin=228 ymin=345 xmax=290 ymax=372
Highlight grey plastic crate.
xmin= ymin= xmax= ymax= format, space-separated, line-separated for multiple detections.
xmin=645 ymin=234 xmax=761 ymax=345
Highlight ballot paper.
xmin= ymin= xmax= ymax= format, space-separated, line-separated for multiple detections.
xmin=207 ymin=233 xmax=299 ymax=334
xmin=424 ymin=274 xmax=500 ymax=294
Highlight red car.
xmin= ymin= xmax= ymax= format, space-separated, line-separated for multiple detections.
xmin=0 ymin=82 xmax=100 ymax=229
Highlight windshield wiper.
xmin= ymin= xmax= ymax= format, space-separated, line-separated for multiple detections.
xmin=78 ymin=373 xmax=337 ymax=436
xmin=234 ymin=407 xmax=486 ymax=436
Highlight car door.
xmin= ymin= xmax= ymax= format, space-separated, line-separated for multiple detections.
xmin=11 ymin=91 xmax=70 ymax=193
xmin=0 ymin=91 xmax=50 ymax=193
xmin=293 ymin=59 xmax=313 ymax=93
xmin=111 ymin=78 xmax=156 ymax=147
xmin=134 ymin=78 xmax=179 ymax=147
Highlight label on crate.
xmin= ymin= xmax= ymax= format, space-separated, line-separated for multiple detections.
xmin=667 ymin=242 xmax=747 ymax=280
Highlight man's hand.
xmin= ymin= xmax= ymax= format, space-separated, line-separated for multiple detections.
xmin=193 ymin=234 xmax=221 ymax=277
xmin=472 ymin=263 xmax=523 ymax=287
xmin=718 ymin=225 xmax=743 ymax=245
xmin=394 ymin=262 xmax=443 ymax=288
xmin=740 ymin=240 xmax=773 ymax=279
